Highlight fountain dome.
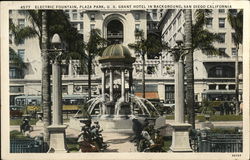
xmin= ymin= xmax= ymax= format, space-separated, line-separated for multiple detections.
xmin=99 ymin=44 xmax=135 ymax=63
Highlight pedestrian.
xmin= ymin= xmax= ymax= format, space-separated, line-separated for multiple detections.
xmin=131 ymin=118 xmax=143 ymax=143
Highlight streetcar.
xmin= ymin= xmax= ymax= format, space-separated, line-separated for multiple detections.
xmin=13 ymin=94 xmax=89 ymax=114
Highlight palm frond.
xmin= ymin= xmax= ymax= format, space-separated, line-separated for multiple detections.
xmin=86 ymin=28 xmax=107 ymax=56
xmin=194 ymin=9 xmax=212 ymax=29
xmin=14 ymin=26 xmax=38 ymax=45
xmin=227 ymin=9 xmax=243 ymax=45
xmin=26 ymin=10 xmax=42 ymax=35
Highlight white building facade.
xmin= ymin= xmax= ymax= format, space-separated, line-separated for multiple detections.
xmin=158 ymin=9 xmax=243 ymax=103
xmin=9 ymin=9 xmax=242 ymax=106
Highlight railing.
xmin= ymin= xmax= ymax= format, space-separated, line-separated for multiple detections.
xmin=107 ymin=32 xmax=123 ymax=38
xmin=10 ymin=139 xmax=49 ymax=153
xmin=190 ymin=130 xmax=242 ymax=152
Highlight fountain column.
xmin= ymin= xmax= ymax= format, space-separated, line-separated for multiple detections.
xmin=47 ymin=34 xmax=67 ymax=153
xmin=121 ymin=69 xmax=125 ymax=102
xmin=175 ymin=59 xmax=184 ymax=123
xmin=110 ymin=69 xmax=114 ymax=102
xmin=128 ymin=69 xmax=133 ymax=95
xmin=101 ymin=69 xmax=106 ymax=114
xmin=169 ymin=32 xmax=192 ymax=152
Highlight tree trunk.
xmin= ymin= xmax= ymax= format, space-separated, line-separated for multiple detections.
xmin=142 ymin=53 xmax=145 ymax=98
xmin=235 ymin=45 xmax=239 ymax=114
xmin=88 ymin=53 xmax=92 ymax=100
xmin=184 ymin=9 xmax=195 ymax=129
xmin=41 ymin=10 xmax=51 ymax=143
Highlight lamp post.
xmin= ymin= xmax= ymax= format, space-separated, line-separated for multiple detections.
xmin=169 ymin=33 xmax=192 ymax=152
xmin=47 ymin=33 xmax=68 ymax=153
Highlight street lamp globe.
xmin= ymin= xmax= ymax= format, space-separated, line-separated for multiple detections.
xmin=51 ymin=33 xmax=62 ymax=49
xmin=175 ymin=32 xmax=184 ymax=46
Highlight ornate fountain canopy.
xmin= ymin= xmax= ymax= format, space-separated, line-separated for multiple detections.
xmin=99 ymin=44 xmax=136 ymax=68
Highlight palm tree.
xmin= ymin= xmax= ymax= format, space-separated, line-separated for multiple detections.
xmin=184 ymin=9 xmax=222 ymax=129
xmin=129 ymin=30 xmax=167 ymax=98
xmin=40 ymin=10 xmax=51 ymax=143
xmin=86 ymin=28 xmax=107 ymax=100
xmin=227 ymin=9 xmax=243 ymax=115
xmin=10 ymin=10 xmax=85 ymax=142
xmin=184 ymin=9 xmax=194 ymax=129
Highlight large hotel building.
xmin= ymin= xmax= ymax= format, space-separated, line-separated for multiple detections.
xmin=9 ymin=9 xmax=242 ymax=106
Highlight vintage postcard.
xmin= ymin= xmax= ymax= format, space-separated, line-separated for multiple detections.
xmin=1 ymin=0 xmax=250 ymax=160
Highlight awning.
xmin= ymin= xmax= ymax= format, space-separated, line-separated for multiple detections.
xmin=134 ymin=84 xmax=159 ymax=99
xmin=135 ymin=92 xmax=159 ymax=99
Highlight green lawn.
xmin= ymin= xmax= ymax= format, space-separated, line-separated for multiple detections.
xmin=10 ymin=118 xmax=38 ymax=125
xmin=165 ymin=115 xmax=242 ymax=121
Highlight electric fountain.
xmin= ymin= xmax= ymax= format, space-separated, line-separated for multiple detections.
xmin=69 ymin=44 xmax=165 ymax=133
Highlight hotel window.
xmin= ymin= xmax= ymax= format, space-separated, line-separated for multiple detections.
xmin=72 ymin=10 xmax=78 ymax=20
xmin=215 ymin=67 xmax=223 ymax=77
xmin=18 ymin=19 xmax=25 ymax=28
xmin=90 ymin=13 xmax=95 ymax=21
xmin=208 ymin=66 xmax=234 ymax=78
xmin=80 ymin=23 xmax=83 ymax=31
xmin=10 ymin=86 xmax=24 ymax=93
xmin=62 ymin=85 xmax=68 ymax=94
xmin=218 ymin=48 xmax=226 ymax=56
xmin=232 ymin=48 xmax=237 ymax=56
xmin=9 ymin=68 xmax=23 ymax=79
xmin=209 ymin=84 xmax=216 ymax=90
xmin=218 ymin=33 xmax=225 ymax=43
xmin=147 ymin=66 xmax=155 ymax=74
xmin=135 ymin=13 xmax=140 ymax=20
xmin=135 ymin=24 xmax=140 ymax=31
xmin=64 ymin=10 xmax=69 ymax=17
xmin=19 ymin=39 xmax=25 ymax=45
xmin=165 ymin=85 xmax=174 ymax=103
xmin=229 ymin=84 xmax=235 ymax=90
xmin=80 ymin=12 xmax=83 ymax=20
xmin=219 ymin=18 xmax=225 ymax=28
xmin=152 ymin=10 xmax=157 ymax=20
xmin=219 ymin=9 xmax=225 ymax=13
xmin=219 ymin=84 xmax=226 ymax=90
xmin=206 ymin=18 xmax=213 ymax=28
xmin=17 ymin=49 xmax=25 ymax=60
xmin=231 ymin=33 xmax=235 ymax=43
xmin=90 ymin=24 xmax=95 ymax=30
